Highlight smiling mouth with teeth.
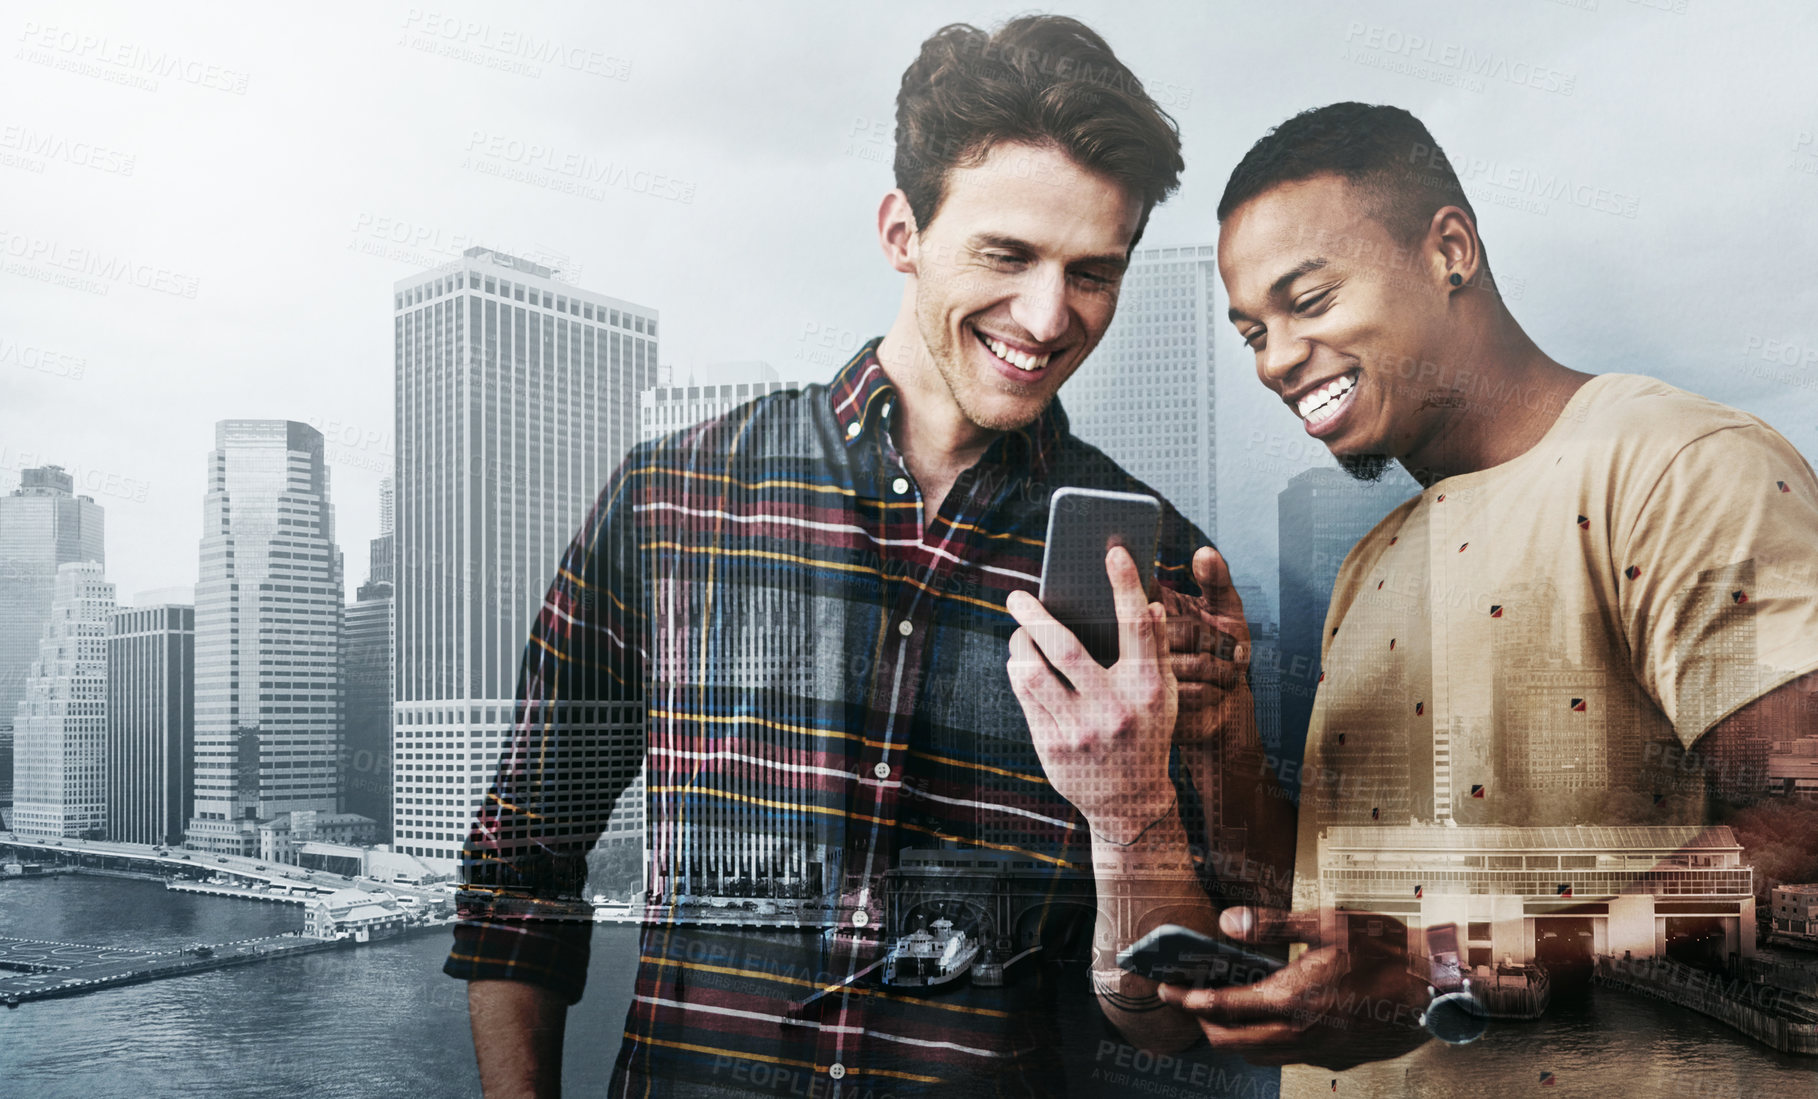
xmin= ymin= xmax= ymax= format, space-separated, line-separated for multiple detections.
xmin=976 ymin=329 xmax=1053 ymax=372
xmin=1297 ymin=370 xmax=1358 ymax=424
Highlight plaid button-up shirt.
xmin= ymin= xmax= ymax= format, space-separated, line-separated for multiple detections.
xmin=446 ymin=340 xmax=1218 ymax=1096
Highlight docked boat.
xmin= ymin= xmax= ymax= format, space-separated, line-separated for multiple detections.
xmin=1475 ymin=962 xmax=1551 ymax=1019
xmin=883 ymin=918 xmax=978 ymax=989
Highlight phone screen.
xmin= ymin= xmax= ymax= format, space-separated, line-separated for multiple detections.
xmin=1038 ymin=488 xmax=1162 ymax=666
xmin=1116 ymin=923 xmax=1284 ymax=989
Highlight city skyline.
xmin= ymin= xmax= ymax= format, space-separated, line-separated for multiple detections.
xmin=8 ymin=3 xmax=1815 ymax=624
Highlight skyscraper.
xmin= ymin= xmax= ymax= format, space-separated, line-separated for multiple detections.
xmin=0 ymin=465 xmax=104 ymax=733
xmin=393 ymin=247 xmax=656 ymax=867
xmin=625 ymin=372 xmax=803 ymax=868
xmin=344 ymin=490 xmax=394 ymax=841
xmin=12 ymin=561 xmax=115 ymax=838
xmin=377 ymin=475 xmax=394 ymax=545
xmin=640 ymin=376 xmax=799 ymax=445
xmin=186 ymin=421 xmax=345 ymax=855
xmin=1059 ymin=244 xmax=1218 ymax=537
xmin=1276 ymin=468 xmax=1414 ymax=801
xmin=107 ymin=602 xmax=194 ymax=846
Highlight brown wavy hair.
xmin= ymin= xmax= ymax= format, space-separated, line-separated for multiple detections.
xmin=894 ymin=16 xmax=1184 ymax=250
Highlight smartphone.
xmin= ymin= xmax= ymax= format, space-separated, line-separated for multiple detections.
xmin=1039 ymin=487 xmax=1162 ymax=666
xmin=1116 ymin=923 xmax=1285 ymax=989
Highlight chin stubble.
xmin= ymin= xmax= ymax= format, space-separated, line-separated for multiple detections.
xmin=1337 ymin=453 xmax=1395 ymax=482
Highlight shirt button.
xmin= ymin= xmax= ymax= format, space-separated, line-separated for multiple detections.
xmin=829 ymin=1063 xmax=847 ymax=1080
xmin=851 ymin=910 xmax=869 ymax=928
xmin=845 ymin=421 xmax=861 ymax=439
xmin=873 ymin=762 xmax=891 ymax=779
xmin=891 ymin=477 xmax=910 ymax=495
xmin=897 ymin=620 xmax=913 ymax=637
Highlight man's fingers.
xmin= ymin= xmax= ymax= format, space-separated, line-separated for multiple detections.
xmin=1175 ymin=679 xmax=1212 ymax=711
xmin=1210 ymin=628 xmax=1248 ymax=666
xmin=1221 ymin=906 xmax=1320 ymax=946
xmin=1006 ymin=627 xmax=1073 ymax=722
xmin=1172 ymin=652 xmax=1240 ymax=689
xmin=1154 ymin=974 xmax=1290 ymax=1025
xmin=1165 ymin=613 xmax=1211 ymax=655
xmin=1193 ymin=545 xmax=1243 ymax=619
xmin=1006 ymin=589 xmax=1103 ymax=689
xmin=1158 ymin=948 xmax=1338 ymax=1026
xmin=1105 ymin=546 xmax=1158 ymax=667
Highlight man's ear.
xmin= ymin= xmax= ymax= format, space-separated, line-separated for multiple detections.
xmin=1428 ymin=205 xmax=1482 ymax=292
xmin=878 ymin=189 xmax=919 ymax=276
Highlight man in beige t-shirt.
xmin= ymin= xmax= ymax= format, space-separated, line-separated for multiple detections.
xmin=1311 ymin=371 xmax=1818 ymax=843
xmin=1153 ymin=101 xmax=1818 ymax=1082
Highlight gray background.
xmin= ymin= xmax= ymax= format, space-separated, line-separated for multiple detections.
xmin=4 ymin=0 xmax=1816 ymax=621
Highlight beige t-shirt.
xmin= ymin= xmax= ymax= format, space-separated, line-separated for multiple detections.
xmin=1294 ymin=373 xmax=1818 ymax=896
xmin=1280 ymin=375 xmax=1818 ymax=1094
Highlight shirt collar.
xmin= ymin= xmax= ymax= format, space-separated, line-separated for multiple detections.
xmin=826 ymin=337 xmax=1069 ymax=476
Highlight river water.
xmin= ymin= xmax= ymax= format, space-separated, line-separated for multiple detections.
xmin=0 ymin=875 xmax=1812 ymax=1098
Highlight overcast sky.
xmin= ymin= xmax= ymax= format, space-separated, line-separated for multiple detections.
xmin=5 ymin=0 xmax=1817 ymax=617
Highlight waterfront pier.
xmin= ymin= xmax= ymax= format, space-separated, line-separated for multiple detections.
xmin=0 ymin=933 xmax=341 ymax=1005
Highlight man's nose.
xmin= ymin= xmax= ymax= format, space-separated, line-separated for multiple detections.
xmin=1009 ymin=266 xmax=1070 ymax=345
xmin=1258 ymin=334 xmax=1311 ymax=392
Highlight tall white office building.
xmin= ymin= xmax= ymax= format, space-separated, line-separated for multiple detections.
xmin=12 ymin=562 xmax=115 ymax=838
xmin=0 ymin=466 xmax=105 ymax=735
xmin=186 ymin=421 xmax=345 ymax=855
xmin=393 ymin=247 xmax=656 ymax=869
xmin=1060 ymin=244 xmax=1218 ymax=538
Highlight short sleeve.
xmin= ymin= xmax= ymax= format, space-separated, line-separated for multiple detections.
xmin=1615 ymin=423 xmax=1818 ymax=744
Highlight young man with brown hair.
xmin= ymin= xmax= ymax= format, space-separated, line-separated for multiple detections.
xmin=445 ymin=17 xmax=1266 ymax=1097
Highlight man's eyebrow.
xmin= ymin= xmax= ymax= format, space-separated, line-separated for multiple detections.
xmin=1227 ymin=257 xmax=1329 ymax=323
xmin=970 ymin=233 xmax=1130 ymax=272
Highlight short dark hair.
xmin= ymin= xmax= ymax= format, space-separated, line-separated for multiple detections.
xmin=1217 ymin=102 xmax=1475 ymax=245
xmin=894 ymin=16 xmax=1183 ymax=249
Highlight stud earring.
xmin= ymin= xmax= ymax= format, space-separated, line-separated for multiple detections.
xmin=1449 ymin=273 xmax=1463 ymax=286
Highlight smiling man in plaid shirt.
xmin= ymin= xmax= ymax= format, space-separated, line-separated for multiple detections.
xmin=444 ymin=17 xmax=1279 ymax=1098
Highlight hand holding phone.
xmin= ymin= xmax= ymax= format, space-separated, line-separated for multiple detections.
xmin=1038 ymin=487 xmax=1162 ymax=666
xmin=1117 ymin=923 xmax=1285 ymax=989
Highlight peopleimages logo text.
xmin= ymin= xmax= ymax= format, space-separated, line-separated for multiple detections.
xmin=1343 ymin=22 xmax=1577 ymax=95
xmin=464 ymin=131 xmax=696 ymax=204
xmin=15 ymin=22 xmax=250 ymax=94
xmin=401 ymin=10 xmax=631 ymax=80
xmin=0 ymin=231 xmax=201 ymax=299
